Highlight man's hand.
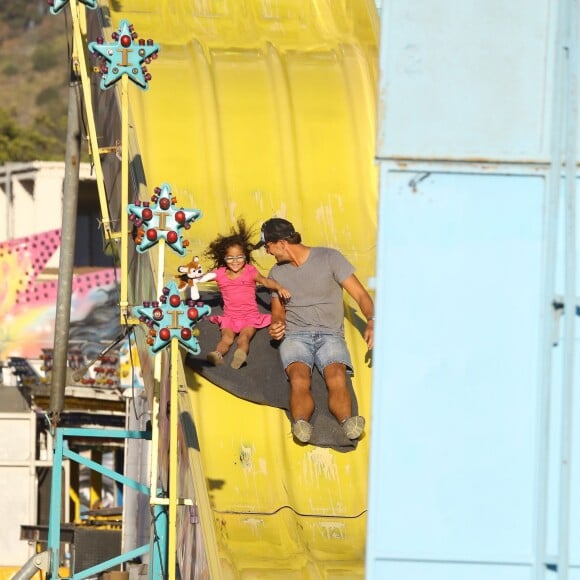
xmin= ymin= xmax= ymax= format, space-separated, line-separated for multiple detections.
xmin=364 ymin=320 xmax=374 ymax=349
xmin=269 ymin=320 xmax=286 ymax=341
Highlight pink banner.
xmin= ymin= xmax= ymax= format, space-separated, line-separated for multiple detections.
xmin=0 ymin=229 xmax=119 ymax=359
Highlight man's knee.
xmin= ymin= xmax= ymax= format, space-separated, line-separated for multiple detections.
xmin=323 ymin=362 xmax=347 ymax=383
xmin=286 ymin=362 xmax=311 ymax=388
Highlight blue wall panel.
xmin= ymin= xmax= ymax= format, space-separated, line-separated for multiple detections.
xmin=376 ymin=0 xmax=556 ymax=161
xmin=370 ymin=0 xmax=580 ymax=576
xmin=367 ymin=169 xmax=546 ymax=577
xmin=371 ymin=562 xmax=533 ymax=580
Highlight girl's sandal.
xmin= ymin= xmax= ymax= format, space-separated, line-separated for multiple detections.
xmin=230 ymin=349 xmax=247 ymax=369
xmin=207 ymin=351 xmax=224 ymax=366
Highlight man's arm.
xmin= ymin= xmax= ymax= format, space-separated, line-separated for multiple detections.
xmin=341 ymin=273 xmax=374 ymax=349
xmin=269 ymin=294 xmax=287 ymax=341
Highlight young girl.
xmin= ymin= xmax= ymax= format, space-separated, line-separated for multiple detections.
xmin=204 ymin=219 xmax=291 ymax=369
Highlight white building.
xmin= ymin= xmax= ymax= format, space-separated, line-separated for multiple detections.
xmin=0 ymin=161 xmax=104 ymax=268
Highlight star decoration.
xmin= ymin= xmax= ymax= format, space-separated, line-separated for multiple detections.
xmin=128 ymin=183 xmax=203 ymax=256
xmin=88 ymin=19 xmax=159 ymax=90
xmin=49 ymin=0 xmax=98 ymax=15
xmin=134 ymin=281 xmax=211 ymax=355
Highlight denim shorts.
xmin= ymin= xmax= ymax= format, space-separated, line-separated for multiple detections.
xmin=279 ymin=331 xmax=353 ymax=375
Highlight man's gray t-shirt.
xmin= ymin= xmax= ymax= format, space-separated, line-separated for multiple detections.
xmin=268 ymin=247 xmax=354 ymax=333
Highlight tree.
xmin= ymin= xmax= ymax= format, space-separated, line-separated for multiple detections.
xmin=0 ymin=2 xmax=48 ymax=33
xmin=0 ymin=108 xmax=60 ymax=163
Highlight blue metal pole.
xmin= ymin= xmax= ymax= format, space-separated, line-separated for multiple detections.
xmin=558 ymin=1 xmax=578 ymax=578
xmin=115 ymin=448 xmax=124 ymax=507
xmin=47 ymin=429 xmax=64 ymax=578
xmin=534 ymin=1 xmax=568 ymax=577
xmin=149 ymin=491 xmax=168 ymax=580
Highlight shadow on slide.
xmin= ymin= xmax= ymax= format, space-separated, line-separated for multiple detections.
xmin=92 ymin=0 xmax=379 ymax=576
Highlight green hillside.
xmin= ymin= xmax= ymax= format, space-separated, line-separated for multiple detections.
xmin=0 ymin=2 xmax=70 ymax=162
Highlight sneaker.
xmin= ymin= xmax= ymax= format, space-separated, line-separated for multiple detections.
xmin=207 ymin=351 xmax=224 ymax=366
xmin=292 ymin=419 xmax=313 ymax=443
xmin=342 ymin=416 xmax=365 ymax=440
xmin=230 ymin=349 xmax=247 ymax=369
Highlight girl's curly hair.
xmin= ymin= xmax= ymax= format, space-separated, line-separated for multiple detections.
xmin=204 ymin=218 xmax=258 ymax=269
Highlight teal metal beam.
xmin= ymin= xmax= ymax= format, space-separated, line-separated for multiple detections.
xmin=59 ymin=427 xmax=151 ymax=439
xmin=64 ymin=447 xmax=149 ymax=495
xmin=73 ymin=544 xmax=149 ymax=580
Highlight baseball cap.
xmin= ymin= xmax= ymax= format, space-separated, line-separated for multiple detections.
xmin=254 ymin=218 xmax=296 ymax=249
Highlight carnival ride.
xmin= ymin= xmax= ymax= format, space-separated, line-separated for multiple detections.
xmin=35 ymin=0 xmax=379 ymax=577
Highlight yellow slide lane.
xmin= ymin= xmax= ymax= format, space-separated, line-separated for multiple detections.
xmin=100 ymin=1 xmax=378 ymax=576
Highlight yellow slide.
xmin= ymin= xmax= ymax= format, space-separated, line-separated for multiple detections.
xmin=96 ymin=0 xmax=378 ymax=576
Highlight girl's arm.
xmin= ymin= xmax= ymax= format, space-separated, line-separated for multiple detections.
xmin=255 ymin=272 xmax=291 ymax=301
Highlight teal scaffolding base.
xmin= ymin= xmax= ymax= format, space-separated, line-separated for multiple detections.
xmin=46 ymin=427 xmax=163 ymax=579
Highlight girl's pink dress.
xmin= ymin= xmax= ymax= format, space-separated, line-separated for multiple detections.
xmin=208 ymin=264 xmax=271 ymax=333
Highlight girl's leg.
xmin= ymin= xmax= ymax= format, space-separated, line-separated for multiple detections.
xmin=215 ymin=328 xmax=236 ymax=355
xmin=231 ymin=327 xmax=256 ymax=368
xmin=236 ymin=327 xmax=257 ymax=354
xmin=207 ymin=329 xmax=236 ymax=366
